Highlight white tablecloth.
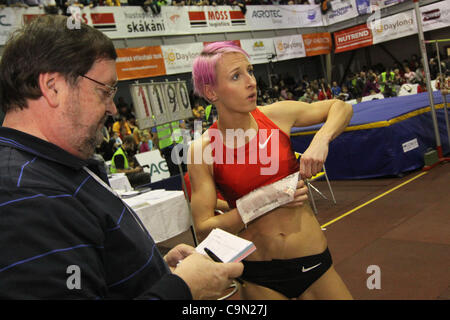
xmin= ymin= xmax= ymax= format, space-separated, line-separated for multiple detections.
xmin=122 ymin=190 xmax=191 ymax=243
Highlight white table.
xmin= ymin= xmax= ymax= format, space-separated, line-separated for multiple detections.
xmin=122 ymin=190 xmax=191 ymax=243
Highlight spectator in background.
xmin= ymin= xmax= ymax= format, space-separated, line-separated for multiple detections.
xmin=110 ymin=135 xmax=150 ymax=187
xmin=337 ymin=85 xmax=352 ymax=101
xmin=331 ymin=81 xmax=341 ymax=97
xmin=417 ymin=80 xmax=427 ymax=93
xmin=113 ymin=115 xmax=132 ymax=140
xmin=403 ymin=66 xmax=417 ymax=84
xmin=116 ymin=96 xmax=134 ymax=119
xmin=192 ymin=103 xmax=205 ymax=119
xmin=363 ymin=75 xmax=380 ymax=96
xmin=139 ymin=130 xmax=154 ymax=153
xmin=318 ymin=80 xmax=332 ymax=100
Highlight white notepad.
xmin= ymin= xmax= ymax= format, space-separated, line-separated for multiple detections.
xmin=195 ymin=228 xmax=256 ymax=263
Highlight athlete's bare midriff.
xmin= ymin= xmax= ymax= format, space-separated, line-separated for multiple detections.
xmin=237 ymin=203 xmax=328 ymax=261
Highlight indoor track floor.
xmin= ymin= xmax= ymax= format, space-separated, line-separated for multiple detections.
xmin=158 ymin=162 xmax=450 ymax=300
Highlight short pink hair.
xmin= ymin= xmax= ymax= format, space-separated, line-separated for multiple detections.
xmin=192 ymin=41 xmax=250 ymax=100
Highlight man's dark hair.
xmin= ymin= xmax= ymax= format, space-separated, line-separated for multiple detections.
xmin=0 ymin=15 xmax=117 ymax=113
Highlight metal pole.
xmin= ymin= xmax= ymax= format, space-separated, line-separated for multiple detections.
xmin=435 ymin=41 xmax=450 ymax=153
xmin=413 ymin=0 xmax=443 ymax=157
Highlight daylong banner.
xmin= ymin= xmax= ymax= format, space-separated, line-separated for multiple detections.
xmin=370 ymin=9 xmax=417 ymax=44
xmin=161 ymin=42 xmax=203 ymax=75
xmin=274 ymin=34 xmax=306 ymax=61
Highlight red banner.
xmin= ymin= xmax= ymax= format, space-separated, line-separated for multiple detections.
xmin=303 ymin=32 xmax=332 ymax=56
xmin=334 ymin=24 xmax=373 ymax=53
xmin=115 ymin=46 xmax=166 ymax=81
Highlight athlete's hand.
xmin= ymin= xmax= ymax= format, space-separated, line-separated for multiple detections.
xmin=282 ymin=179 xmax=309 ymax=208
xmin=299 ymin=142 xmax=329 ymax=179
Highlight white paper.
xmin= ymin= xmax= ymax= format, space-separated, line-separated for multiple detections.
xmin=236 ymin=172 xmax=299 ymax=225
xmin=195 ymin=228 xmax=256 ymax=263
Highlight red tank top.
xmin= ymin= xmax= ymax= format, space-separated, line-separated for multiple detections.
xmin=209 ymin=108 xmax=299 ymax=208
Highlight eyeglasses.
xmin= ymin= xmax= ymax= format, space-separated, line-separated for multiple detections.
xmin=80 ymin=74 xmax=118 ymax=100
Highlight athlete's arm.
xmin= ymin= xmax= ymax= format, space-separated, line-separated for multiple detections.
xmin=188 ymin=138 xmax=245 ymax=242
xmin=262 ymin=99 xmax=353 ymax=179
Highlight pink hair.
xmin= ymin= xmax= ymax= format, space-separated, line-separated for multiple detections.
xmin=192 ymin=41 xmax=250 ymax=100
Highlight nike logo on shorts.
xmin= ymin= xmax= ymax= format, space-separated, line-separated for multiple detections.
xmin=302 ymin=263 xmax=322 ymax=272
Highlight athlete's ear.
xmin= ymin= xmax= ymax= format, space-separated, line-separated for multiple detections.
xmin=204 ymin=84 xmax=218 ymax=103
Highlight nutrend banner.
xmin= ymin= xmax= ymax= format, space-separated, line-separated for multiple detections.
xmin=334 ymin=24 xmax=373 ymax=53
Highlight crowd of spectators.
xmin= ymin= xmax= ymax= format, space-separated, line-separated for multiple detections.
xmin=256 ymin=54 xmax=450 ymax=106
xmin=96 ymin=96 xmax=158 ymax=163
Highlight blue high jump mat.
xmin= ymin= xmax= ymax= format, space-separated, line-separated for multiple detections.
xmin=290 ymin=92 xmax=450 ymax=180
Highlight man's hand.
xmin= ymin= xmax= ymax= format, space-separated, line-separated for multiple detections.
xmin=164 ymin=244 xmax=196 ymax=272
xmin=281 ymin=179 xmax=309 ymax=208
xmin=172 ymin=251 xmax=243 ymax=300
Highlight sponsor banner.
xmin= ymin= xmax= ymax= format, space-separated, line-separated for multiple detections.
xmin=183 ymin=6 xmax=247 ymax=32
xmin=334 ymin=23 xmax=373 ymax=53
xmin=274 ymin=35 xmax=306 ymax=61
xmin=246 ymin=4 xmax=323 ymax=30
xmin=302 ymin=32 xmax=332 ymax=56
xmin=161 ymin=42 xmax=203 ymax=75
xmin=240 ymin=38 xmax=276 ymax=64
xmin=370 ymin=10 xmax=417 ymax=44
xmin=356 ymin=0 xmax=407 ymax=15
xmin=371 ymin=0 xmax=408 ymax=11
xmin=323 ymin=0 xmax=359 ymax=25
xmin=203 ymin=39 xmax=241 ymax=47
xmin=356 ymin=0 xmax=371 ymax=15
xmin=116 ymin=46 xmax=166 ymax=81
xmin=420 ymin=0 xmax=450 ymax=32
xmin=0 ymin=7 xmax=21 ymax=46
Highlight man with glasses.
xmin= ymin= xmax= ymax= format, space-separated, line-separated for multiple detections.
xmin=0 ymin=15 xmax=242 ymax=300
